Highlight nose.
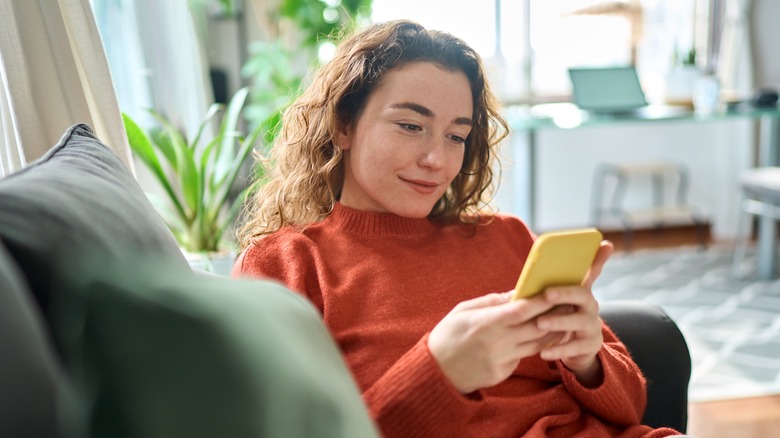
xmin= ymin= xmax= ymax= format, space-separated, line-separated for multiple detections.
xmin=418 ymin=137 xmax=446 ymax=170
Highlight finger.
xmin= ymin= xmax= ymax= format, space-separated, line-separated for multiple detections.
xmin=496 ymin=295 xmax=562 ymax=327
xmin=535 ymin=331 xmax=567 ymax=349
xmin=582 ymin=240 xmax=614 ymax=289
xmin=540 ymin=336 xmax=603 ymax=362
xmin=543 ymin=286 xmax=599 ymax=314
xmin=539 ymin=303 xmax=577 ymax=318
xmin=510 ymin=330 xmax=567 ymax=360
xmin=537 ymin=311 xmax=598 ymax=333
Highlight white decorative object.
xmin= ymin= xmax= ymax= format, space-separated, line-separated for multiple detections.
xmin=693 ymin=75 xmax=721 ymax=113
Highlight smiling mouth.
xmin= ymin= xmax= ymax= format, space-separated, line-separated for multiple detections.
xmin=401 ymin=177 xmax=439 ymax=195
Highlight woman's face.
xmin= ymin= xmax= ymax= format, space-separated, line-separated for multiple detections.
xmin=336 ymin=61 xmax=473 ymax=218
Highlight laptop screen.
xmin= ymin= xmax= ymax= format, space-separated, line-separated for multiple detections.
xmin=568 ymin=66 xmax=648 ymax=112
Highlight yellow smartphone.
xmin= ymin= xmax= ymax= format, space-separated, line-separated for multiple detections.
xmin=511 ymin=228 xmax=603 ymax=301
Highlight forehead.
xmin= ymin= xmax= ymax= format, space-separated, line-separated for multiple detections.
xmin=369 ymin=62 xmax=474 ymax=116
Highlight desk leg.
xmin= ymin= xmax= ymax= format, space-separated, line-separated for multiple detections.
xmin=757 ymin=216 xmax=777 ymax=279
xmin=527 ymin=130 xmax=537 ymax=231
xmin=756 ymin=116 xmax=780 ymax=279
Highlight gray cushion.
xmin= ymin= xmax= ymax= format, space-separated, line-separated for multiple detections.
xmin=0 ymin=124 xmax=187 ymax=320
xmin=64 ymin=258 xmax=378 ymax=438
xmin=0 ymin=242 xmax=60 ymax=437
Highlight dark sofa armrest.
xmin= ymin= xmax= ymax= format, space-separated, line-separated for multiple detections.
xmin=599 ymin=301 xmax=691 ymax=433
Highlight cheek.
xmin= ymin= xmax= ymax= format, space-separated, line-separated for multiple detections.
xmin=446 ymin=148 xmax=466 ymax=178
xmin=350 ymin=145 xmax=390 ymax=183
xmin=355 ymin=132 xmax=398 ymax=169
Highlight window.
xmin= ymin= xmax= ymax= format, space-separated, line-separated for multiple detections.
xmin=371 ymin=0 xmax=710 ymax=105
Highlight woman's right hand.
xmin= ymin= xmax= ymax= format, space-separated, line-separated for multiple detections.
xmin=427 ymin=291 xmax=567 ymax=394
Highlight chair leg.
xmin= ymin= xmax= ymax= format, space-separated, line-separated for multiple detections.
xmin=694 ymin=216 xmax=709 ymax=251
xmin=622 ymin=217 xmax=636 ymax=253
xmin=732 ymin=201 xmax=751 ymax=279
xmin=651 ymin=171 xmax=665 ymax=228
xmin=591 ymin=167 xmax=606 ymax=227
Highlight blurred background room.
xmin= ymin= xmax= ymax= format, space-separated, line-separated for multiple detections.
xmin=2 ymin=1 xmax=780 ymax=436
xmin=96 ymin=3 xmax=780 ymax=436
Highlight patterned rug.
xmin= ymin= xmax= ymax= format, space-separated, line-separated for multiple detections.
xmin=594 ymin=243 xmax=780 ymax=403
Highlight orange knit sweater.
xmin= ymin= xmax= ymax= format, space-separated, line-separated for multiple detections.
xmin=233 ymin=203 xmax=680 ymax=437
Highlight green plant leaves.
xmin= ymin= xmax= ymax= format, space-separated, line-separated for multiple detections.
xmin=122 ymin=113 xmax=187 ymax=220
xmin=240 ymin=0 xmax=371 ymax=140
xmin=147 ymin=111 xmax=200 ymax=217
xmin=213 ymin=87 xmax=249 ymax=189
xmin=121 ymin=86 xmax=260 ymax=253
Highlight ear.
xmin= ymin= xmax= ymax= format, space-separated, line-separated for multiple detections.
xmin=334 ymin=122 xmax=352 ymax=151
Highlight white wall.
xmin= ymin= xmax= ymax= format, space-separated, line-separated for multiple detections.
xmin=494 ymin=118 xmax=755 ymax=239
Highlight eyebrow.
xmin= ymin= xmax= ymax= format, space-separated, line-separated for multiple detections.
xmin=389 ymin=102 xmax=472 ymax=126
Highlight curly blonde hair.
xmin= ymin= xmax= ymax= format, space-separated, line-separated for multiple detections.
xmin=237 ymin=20 xmax=509 ymax=248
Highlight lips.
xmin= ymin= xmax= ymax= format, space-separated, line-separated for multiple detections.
xmin=400 ymin=177 xmax=439 ymax=195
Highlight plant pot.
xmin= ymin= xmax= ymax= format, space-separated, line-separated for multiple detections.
xmin=184 ymin=249 xmax=236 ymax=276
xmin=664 ymin=65 xmax=702 ymax=108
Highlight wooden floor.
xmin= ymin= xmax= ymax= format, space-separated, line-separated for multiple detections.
xmin=605 ymin=224 xmax=780 ymax=437
xmin=600 ymin=223 xmax=712 ymax=253
xmin=687 ymin=395 xmax=780 ymax=437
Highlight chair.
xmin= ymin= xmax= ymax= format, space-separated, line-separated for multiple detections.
xmin=732 ymin=167 xmax=780 ymax=278
xmin=600 ymin=302 xmax=691 ymax=433
xmin=591 ymin=162 xmax=708 ymax=251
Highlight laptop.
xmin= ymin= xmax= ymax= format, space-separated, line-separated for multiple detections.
xmin=568 ymin=66 xmax=649 ymax=115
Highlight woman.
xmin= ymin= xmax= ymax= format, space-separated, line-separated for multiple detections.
xmin=234 ymin=20 xmax=680 ymax=437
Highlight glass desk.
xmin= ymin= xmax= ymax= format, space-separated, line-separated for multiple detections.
xmin=506 ymin=102 xmax=780 ymax=279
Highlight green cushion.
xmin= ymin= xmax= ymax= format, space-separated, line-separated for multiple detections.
xmin=63 ymin=258 xmax=378 ymax=438
xmin=0 ymin=124 xmax=187 ymax=318
xmin=0 ymin=124 xmax=377 ymax=437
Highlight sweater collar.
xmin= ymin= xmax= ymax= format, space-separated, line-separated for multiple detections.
xmin=327 ymin=203 xmax=438 ymax=237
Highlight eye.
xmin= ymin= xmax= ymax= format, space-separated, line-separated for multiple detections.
xmin=398 ymin=123 xmax=422 ymax=132
xmin=448 ymin=134 xmax=468 ymax=144
xmin=449 ymin=134 xmax=468 ymax=144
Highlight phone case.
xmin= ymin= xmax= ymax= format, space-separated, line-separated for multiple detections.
xmin=512 ymin=228 xmax=603 ymax=300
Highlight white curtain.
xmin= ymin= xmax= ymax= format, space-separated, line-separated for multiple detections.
xmin=93 ymin=0 xmax=214 ymax=141
xmin=717 ymin=0 xmax=754 ymax=96
xmin=0 ymin=0 xmax=133 ymax=177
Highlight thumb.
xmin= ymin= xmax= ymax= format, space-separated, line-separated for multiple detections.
xmin=455 ymin=291 xmax=513 ymax=311
xmin=583 ymin=240 xmax=614 ymax=289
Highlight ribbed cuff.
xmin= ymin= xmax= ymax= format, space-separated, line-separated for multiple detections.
xmin=559 ymin=347 xmax=646 ymax=426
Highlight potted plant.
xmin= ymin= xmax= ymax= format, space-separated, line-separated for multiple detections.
xmin=122 ymin=87 xmax=262 ymax=274
xmin=665 ymin=46 xmax=702 ymax=107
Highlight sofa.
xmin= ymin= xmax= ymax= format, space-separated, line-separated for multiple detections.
xmin=0 ymin=124 xmax=691 ymax=437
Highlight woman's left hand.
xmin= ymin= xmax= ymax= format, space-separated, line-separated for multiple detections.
xmin=534 ymin=240 xmax=614 ymax=387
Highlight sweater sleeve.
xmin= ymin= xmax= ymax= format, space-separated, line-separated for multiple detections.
xmin=232 ymin=235 xmax=325 ymax=312
xmin=556 ymin=322 xmax=647 ymax=427
xmin=237 ymin=238 xmax=483 ymax=436
xmin=362 ymin=333 xmax=484 ymax=438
